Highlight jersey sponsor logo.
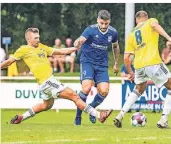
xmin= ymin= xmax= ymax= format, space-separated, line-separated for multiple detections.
xmin=37 ymin=52 xmax=45 ymax=58
xmin=108 ymin=36 xmax=112 ymax=42
xmin=91 ymin=43 xmax=108 ymax=50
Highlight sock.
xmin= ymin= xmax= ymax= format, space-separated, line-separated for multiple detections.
xmin=89 ymin=93 xmax=105 ymax=108
xmin=22 ymin=108 xmax=35 ymax=121
xmin=75 ymin=91 xmax=88 ymax=117
xmin=161 ymin=90 xmax=171 ymax=120
xmin=84 ymin=105 xmax=100 ymax=118
xmin=117 ymin=90 xmax=140 ymax=119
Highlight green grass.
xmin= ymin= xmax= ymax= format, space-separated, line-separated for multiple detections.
xmin=1 ymin=109 xmax=171 ymax=144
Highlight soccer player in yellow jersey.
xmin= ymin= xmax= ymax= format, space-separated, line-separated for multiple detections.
xmin=0 ymin=28 xmax=112 ymax=124
xmin=113 ymin=11 xmax=171 ymax=128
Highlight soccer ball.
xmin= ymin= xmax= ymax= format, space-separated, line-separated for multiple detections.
xmin=131 ymin=112 xmax=147 ymax=127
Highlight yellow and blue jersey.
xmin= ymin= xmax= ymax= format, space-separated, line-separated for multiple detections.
xmin=11 ymin=43 xmax=54 ymax=84
xmin=125 ymin=18 xmax=162 ymax=69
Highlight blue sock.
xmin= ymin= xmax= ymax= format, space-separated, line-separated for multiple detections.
xmin=89 ymin=93 xmax=105 ymax=108
xmin=76 ymin=91 xmax=88 ymax=117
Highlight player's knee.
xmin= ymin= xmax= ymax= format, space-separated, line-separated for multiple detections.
xmin=98 ymin=86 xmax=109 ymax=96
xmin=99 ymin=90 xmax=108 ymax=97
xmin=82 ymin=86 xmax=91 ymax=94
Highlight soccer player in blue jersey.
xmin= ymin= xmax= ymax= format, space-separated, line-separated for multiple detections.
xmin=73 ymin=10 xmax=120 ymax=125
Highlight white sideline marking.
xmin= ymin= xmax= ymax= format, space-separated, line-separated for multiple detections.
xmin=2 ymin=138 xmax=99 ymax=144
xmin=121 ymin=136 xmax=171 ymax=141
xmin=2 ymin=137 xmax=171 ymax=144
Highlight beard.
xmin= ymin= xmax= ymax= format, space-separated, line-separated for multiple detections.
xmin=98 ymin=26 xmax=108 ymax=32
xmin=34 ymin=42 xmax=39 ymax=48
xmin=100 ymin=28 xmax=107 ymax=32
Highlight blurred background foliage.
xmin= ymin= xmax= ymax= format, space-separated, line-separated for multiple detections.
xmin=1 ymin=3 xmax=171 ymax=54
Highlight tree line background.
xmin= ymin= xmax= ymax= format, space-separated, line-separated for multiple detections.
xmin=1 ymin=3 xmax=171 ymax=53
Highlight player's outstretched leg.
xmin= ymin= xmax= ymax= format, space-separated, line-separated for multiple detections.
xmin=59 ymin=87 xmax=112 ymax=124
xmin=74 ymin=91 xmax=88 ymax=125
xmin=10 ymin=98 xmax=54 ymax=124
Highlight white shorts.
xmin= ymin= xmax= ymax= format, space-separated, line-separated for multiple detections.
xmin=39 ymin=76 xmax=67 ymax=100
xmin=135 ymin=63 xmax=171 ymax=88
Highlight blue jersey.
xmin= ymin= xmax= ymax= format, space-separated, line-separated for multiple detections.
xmin=80 ymin=24 xmax=118 ymax=66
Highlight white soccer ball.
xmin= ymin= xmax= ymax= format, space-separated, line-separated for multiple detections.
xmin=131 ymin=112 xmax=147 ymax=127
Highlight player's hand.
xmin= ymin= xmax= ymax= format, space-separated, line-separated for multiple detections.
xmin=128 ymin=72 xmax=135 ymax=82
xmin=74 ymin=40 xmax=81 ymax=49
xmin=113 ymin=63 xmax=119 ymax=76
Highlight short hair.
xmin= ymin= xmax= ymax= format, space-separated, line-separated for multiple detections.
xmin=98 ymin=10 xmax=111 ymax=20
xmin=25 ymin=28 xmax=39 ymax=39
xmin=135 ymin=11 xmax=148 ymax=18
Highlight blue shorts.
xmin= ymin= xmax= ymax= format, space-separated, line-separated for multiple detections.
xmin=80 ymin=62 xmax=109 ymax=85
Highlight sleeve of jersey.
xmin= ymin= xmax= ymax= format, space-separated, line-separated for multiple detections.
xmin=150 ymin=18 xmax=159 ymax=25
xmin=125 ymin=34 xmax=134 ymax=54
xmin=112 ymin=31 xmax=118 ymax=43
xmin=81 ymin=27 xmax=92 ymax=39
xmin=11 ymin=47 xmax=26 ymax=60
xmin=44 ymin=45 xmax=54 ymax=56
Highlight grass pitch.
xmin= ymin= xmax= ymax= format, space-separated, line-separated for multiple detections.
xmin=1 ymin=109 xmax=171 ymax=144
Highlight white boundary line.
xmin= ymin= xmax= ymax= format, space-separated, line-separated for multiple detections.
xmin=2 ymin=136 xmax=171 ymax=144
xmin=2 ymin=138 xmax=99 ymax=144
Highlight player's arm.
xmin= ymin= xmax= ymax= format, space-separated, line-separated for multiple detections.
xmin=0 ymin=57 xmax=16 ymax=69
xmin=74 ymin=36 xmax=87 ymax=49
xmin=112 ymin=41 xmax=120 ymax=74
xmin=52 ymin=47 xmax=79 ymax=55
xmin=151 ymin=19 xmax=171 ymax=41
xmin=124 ymin=34 xmax=135 ymax=81
xmin=124 ymin=53 xmax=134 ymax=74
xmin=124 ymin=53 xmax=134 ymax=81
xmin=74 ymin=26 xmax=91 ymax=49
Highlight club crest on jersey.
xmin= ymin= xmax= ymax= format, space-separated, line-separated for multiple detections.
xmin=108 ymin=36 xmax=112 ymax=42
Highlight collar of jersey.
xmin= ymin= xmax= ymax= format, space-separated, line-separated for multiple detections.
xmin=98 ymin=25 xmax=109 ymax=35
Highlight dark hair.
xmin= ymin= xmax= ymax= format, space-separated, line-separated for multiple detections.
xmin=135 ymin=11 xmax=148 ymax=18
xmin=98 ymin=10 xmax=111 ymax=20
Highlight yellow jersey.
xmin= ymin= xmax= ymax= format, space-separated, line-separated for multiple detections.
xmin=125 ymin=18 xmax=162 ymax=69
xmin=11 ymin=43 xmax=54 ymax=84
